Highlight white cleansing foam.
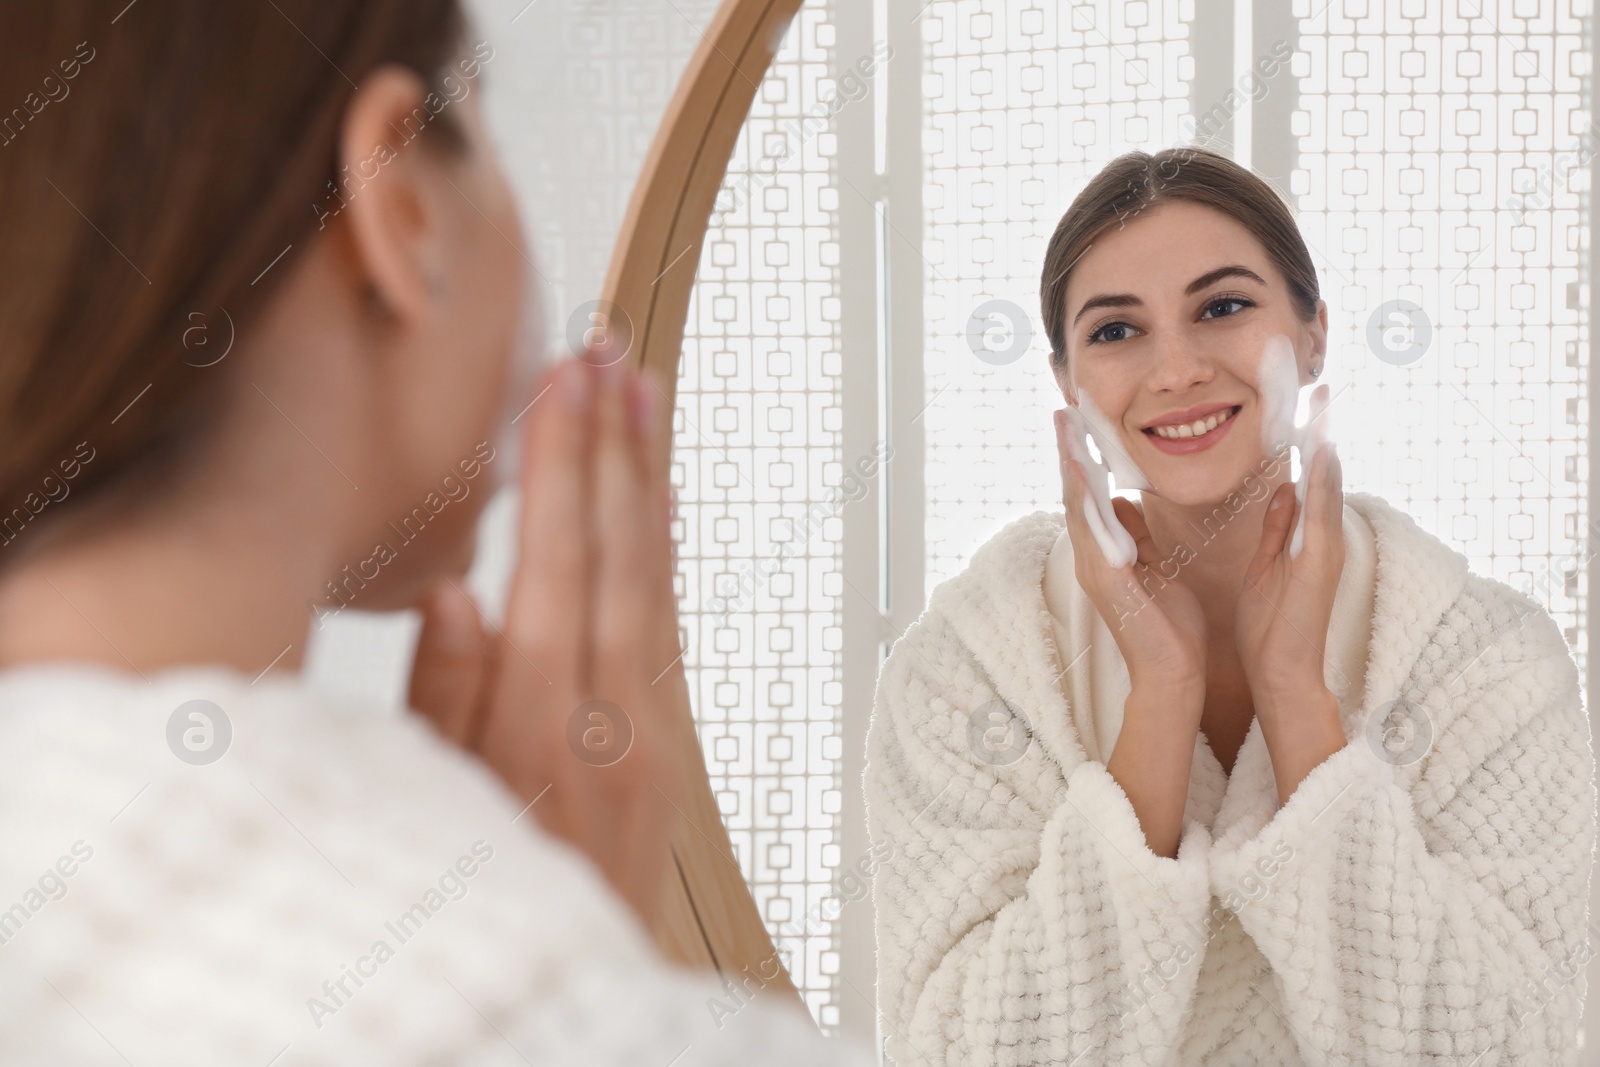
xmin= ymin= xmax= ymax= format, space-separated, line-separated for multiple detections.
xmin=1256 ymin=333 xmax=1334 ymax=559
xmin=1077 ymin=390 xmax=1152 ymax=493
xmin=1257 ymin=333 xmax=1301 ymax=459
xmin=1060 ymin=404 xmax=1139 ymax=568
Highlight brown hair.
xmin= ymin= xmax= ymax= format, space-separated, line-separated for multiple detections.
xmin=1039 ymin=146 xmax=1320 ymax=369
xmin=0 ymin=1 xmax=468 ymax=545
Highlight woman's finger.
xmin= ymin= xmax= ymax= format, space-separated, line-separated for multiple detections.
xmin=1311 ymin=439 xmax=1344 ymax=566
xmin=502 ymin=358 xmax=591 ymax=690
xmin=1055 ymin=411 xmax=1096 ymax=557
xmin=487 ymin=357 xmax=595 ymax=798
xmin=1063 ymin=458 xmax=1106 ymax=575
xmin=1251 ymin=480 xmax=1297 ymax=577
xmin=1053 ymin=409 xmax=1075 ymax=512
xmin=1308 ymin=381 xmax=1330 ymax=422
xmin=1300 ymin=439 xmax=1340 ymax=556
xmin=1112 ymin=496 xmax=1162 ymax=571
xmin=589 ymin=362 xmax=654 ymax=715
xmin=408 ymin=578 xmax=490 ymax=745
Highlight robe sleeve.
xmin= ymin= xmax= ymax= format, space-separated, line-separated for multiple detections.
xmin=1207 ymin=607 xmax=1597 ymax=1066
xmin=865 ymin=614 xmax=1219 ymax=1067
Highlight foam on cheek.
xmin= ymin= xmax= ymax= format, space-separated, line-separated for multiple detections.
xmin=1257 ymin=334 xmax=1301 ymax=457
xmin=1060 ymin=404 xmax=1139 ymax=568
xmin=1076 ymin=390 xmax=1151 ymax=492
xmin=1288 ymin=385 xmax=1333 ymax=559
xmin=1253 ymin=332 xmax=1334 ymax=559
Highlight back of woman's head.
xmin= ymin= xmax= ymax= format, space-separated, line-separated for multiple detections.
xmin=1039 ymin=146 xmax=1321 ymax=371
xmin=0 ymin=2 xmax=467 ymax=533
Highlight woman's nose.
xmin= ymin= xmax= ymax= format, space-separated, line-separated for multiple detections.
xmin=1146 ymin=336 xmax=1215 ymax=392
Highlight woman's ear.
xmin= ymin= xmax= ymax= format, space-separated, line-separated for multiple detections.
xmin=1306 ymin=299 xmax=1329 ymax=378
xmin=333 ymin=65 xmax=450 ymax=326
xmin=1053 ymin=359 xmax=1078 ymax=407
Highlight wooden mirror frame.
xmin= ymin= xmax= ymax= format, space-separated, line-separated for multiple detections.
xmin=598 ymin=0 xmax=811 ymax=1016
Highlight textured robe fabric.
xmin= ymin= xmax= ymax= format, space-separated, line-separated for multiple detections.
xmin=0 ymin=663 xmax=872 ymax=1066
xmin=865 ymin=491 xmax=1597 ymax=1066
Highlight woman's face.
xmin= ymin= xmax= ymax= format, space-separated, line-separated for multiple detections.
xmin=365 ymin=78 xmax=540 ymax=598
xmin=1056 ymin=199 xmax=1326 ymax=508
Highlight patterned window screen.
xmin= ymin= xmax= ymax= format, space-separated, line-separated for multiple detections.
xmin=918 ymin=0 xmax=1592 ymax=677
xmin=676 ymin=2 xmax=847 ymax=1031
xmin=1292 ymin=0 xmax=1591 ymax=671
xmin=920 ymin=1 xmax=1195 ymax=591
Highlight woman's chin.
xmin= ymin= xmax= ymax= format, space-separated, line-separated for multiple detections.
xmin=1132 ymin=483 xmax=1213 ymax=508
xmin=1131 ymin=466 xmax=1266 ymax=510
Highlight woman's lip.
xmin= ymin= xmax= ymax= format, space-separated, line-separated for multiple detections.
xmin=1141 ymin=405 xmax=1241 ymax=455
xmin=1141 ymin=401 xmax=1238 ymax=430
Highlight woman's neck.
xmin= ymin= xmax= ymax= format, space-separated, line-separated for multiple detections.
xmin=1136 ymin=481 xmax=1290 ymax=612
xmin=1135 ymin=481 xmax=1297 ymax=764
xmin=0 ymin=463 xmax=343 ymax=681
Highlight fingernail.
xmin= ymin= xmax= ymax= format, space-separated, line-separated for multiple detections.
xmin=563 ymin=362 xmax=590 ymax=410
xmin=1270 ymin=489 xmax=1289 ymax=511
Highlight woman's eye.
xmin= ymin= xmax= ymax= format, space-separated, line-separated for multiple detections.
xmin=1201 ymin=296 xmax=1252 ymax=319
xmin=1086 ymin=321 xmax=1133 ymax=345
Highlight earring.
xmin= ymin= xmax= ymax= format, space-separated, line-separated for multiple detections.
xmin=1310 ymin=365 xmax=1322 ymax=378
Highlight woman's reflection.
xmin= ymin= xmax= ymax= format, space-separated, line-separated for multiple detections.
xmin=865 ymin=145 xmax=1594 ymax=1065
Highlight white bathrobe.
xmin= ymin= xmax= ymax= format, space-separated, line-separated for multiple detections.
xmin=864 ymin=490 xmax=1597 ymax=1066
xmin=0 ymin=663 xmax=873 ymax=1065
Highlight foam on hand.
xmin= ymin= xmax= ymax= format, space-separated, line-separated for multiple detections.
xmin=1076 ymin=390 xmax=1152 ymax=493
xmin=1060 ymin=404 xmax=1139 ymax=569
xmin=1255 ymin=333 xmax=1334 ymax=560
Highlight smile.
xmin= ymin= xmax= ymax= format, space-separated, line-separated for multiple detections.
xmin=1147 ymin=405 xmax=1239 ymax=439
xmin=1142 ymin=405 xmax=1242 ymax=454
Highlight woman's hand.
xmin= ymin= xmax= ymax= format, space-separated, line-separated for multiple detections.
xmin=1055 ymin=408 xmax=1207 ymax=857
xmin=1054 ymin=408 xmax=1208 ymax=703
xmin=406 ymin=354 xmax=687 ymax=932
xmin=1235 ymin=386 xmax=1346 ymax=720
xmin=1236 ymin=420 xmax=1349 ymax=806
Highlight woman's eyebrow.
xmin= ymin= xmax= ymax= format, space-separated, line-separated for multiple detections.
xmin=1184 ymin=264 xmax=1267 ymax=296
xmin=1071 ymin=265 xmax=1269 ymax=327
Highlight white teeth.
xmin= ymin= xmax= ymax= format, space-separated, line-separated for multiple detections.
xmin=1152 ymin=408 xmax=1233 ymax=439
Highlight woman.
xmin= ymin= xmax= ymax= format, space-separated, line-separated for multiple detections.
xmin=0 ymin=4 xmax=869 ymax=1064
xmin=865 ymin=146 xmax=1596 ymax=1065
